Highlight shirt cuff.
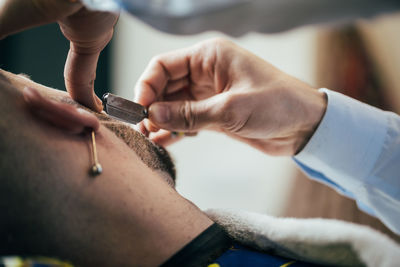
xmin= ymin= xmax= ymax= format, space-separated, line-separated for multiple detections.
xmin=294 ymin=88 xmax=388 ymax=192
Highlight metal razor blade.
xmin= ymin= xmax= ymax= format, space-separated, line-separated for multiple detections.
xmin=102 ymin=93 xmax=148 ymax=124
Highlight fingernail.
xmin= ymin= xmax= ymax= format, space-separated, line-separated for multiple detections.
xmin=95 ymin=96 xmax=103 ymax=111
xmin=150 ymin=104 xmax=170 ymax=124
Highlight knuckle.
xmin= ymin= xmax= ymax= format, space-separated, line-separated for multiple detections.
xmin=208 ymin=37 xmax=230 ymax=47
xmin=149 ymin=54 xmax=171 ymax=79
xmin=197 ymin=37 xmax=230 ymax=52
xmin=219 ymin=94 xmax=238 ymax=124
xmin=211 ymin=38 xmax=234 ymax=53
xmin=149 ymin=55 xmax=161 ymax=66
xmin=149 ymin=54 xmax=165 ymax=68
xmin=179 ymin=101 xmax=196 ymax=131
xmin=218 ymin=94 xmax=247 ymax=133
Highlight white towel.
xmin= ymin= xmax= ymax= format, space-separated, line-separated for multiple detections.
xmin=206 ymin=209 xmax=400 ymax=267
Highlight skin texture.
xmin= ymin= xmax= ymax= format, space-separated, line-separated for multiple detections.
xmin=0 ymin=0 xmax=119 ymax=111
xmin=135 ymin=38 xmax=327 ymax=155
xmin=23 ymin=85 xmax=177 ymax=184
xmin=0 ymin=70 xmax=213 ymax=266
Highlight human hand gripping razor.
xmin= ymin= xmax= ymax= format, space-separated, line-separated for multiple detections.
xmin=102 ymin=93 xmax=148 ymax=124
xmin=102 ymin=93 xmax=195 ymax=141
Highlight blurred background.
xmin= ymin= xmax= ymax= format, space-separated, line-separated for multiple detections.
xmin=1 ymin=9 xmax=399 ymax=241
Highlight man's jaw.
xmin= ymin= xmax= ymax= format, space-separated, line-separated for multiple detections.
xmin=5 ymin=70 xmax=177 ymax=185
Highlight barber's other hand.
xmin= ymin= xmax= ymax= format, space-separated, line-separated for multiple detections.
xmin=0 ymin=0 xmax=118 ymax=112
xmin=135 ymin=38 xmax=326 ymax=155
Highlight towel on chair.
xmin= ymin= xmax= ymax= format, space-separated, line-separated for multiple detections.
xmin=206 ymin=209 xmax=400 ymax=267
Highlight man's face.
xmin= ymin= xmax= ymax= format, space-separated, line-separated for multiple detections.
xmin=0 ymin=69 xmax=212 ymax=266
xmin=2 ymin=70 xmax=176 ymax=187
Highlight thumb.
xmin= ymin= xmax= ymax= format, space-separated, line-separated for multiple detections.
xmin=148 ymin=97 xmax=222 ymax=132
xmin=64 ymin=46 xmax=104 ymax=112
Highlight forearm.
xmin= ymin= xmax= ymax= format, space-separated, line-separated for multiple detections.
xmin=0 ymin=0 xmax=81 ymax=40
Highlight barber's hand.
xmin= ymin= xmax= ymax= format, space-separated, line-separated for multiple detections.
xmin=135 ymin=38 xmax=327 ymax=155
xmin=0 ymin=0 xmax=118 ymax=112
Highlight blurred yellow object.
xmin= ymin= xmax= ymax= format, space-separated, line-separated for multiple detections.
xmin=1 ymin=257 xmax=74 ymax=267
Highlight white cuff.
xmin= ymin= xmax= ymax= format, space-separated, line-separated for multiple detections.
xmin=294 ymin=88 xmax=388 ymax=192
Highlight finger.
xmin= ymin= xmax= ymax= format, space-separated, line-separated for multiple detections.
xmin=134 ymin=47 xmax=192 ymax=107
xmin=23 ymin=86 xmax=100 ymax=134
xmin=61 ymin=7 xmax=116 ymax=112
xmin=148 ymin=94 xmax=223 ymax=132
xmin=163 ymin=88 xmax=193 ymax=102
xmin=135 ymin=121 xmax=149 ymax=137
xmin=165 ymin=77 xmax=190 ymax=95
xmin=149 ymin=130 xmax=185 ymax=147
xmin=141 ymin=88 xmax=194 ymax=129
xmin=64 ymin=43 xmax=106 ymax=112
xmin=144 ymin=119 xmax=160 ymax=133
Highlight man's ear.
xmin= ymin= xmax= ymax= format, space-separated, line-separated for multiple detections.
xmin=23 ymin=87 xmax=100 ymax=134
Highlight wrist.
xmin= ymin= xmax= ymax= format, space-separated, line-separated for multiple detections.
xmin=294 ymin=88 xmax=327 ymax=154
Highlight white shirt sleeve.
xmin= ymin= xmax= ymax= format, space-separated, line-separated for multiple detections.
xmin=294 ymin=88 xmax=400 ymax=235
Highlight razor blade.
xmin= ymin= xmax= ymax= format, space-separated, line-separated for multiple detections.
xmin=102 ymin=93 xmax=148 ymax=124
